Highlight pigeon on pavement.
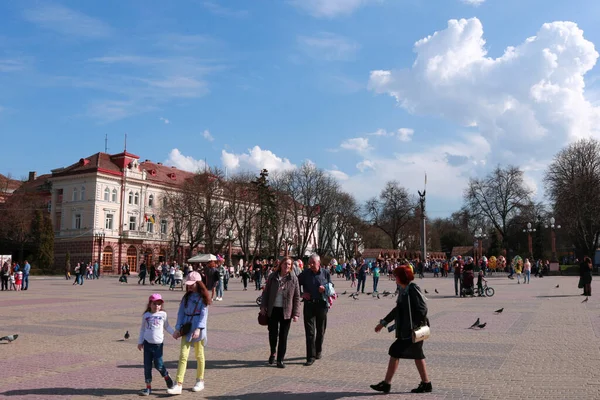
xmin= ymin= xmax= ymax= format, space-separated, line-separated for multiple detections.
xmin=0 ymin=334 xmax=18 ymax=343
xmin=555 ymin=284 xmax=560 ymax=288
xmin=424 ymin=289 xmax=429 ymax=294
xmin=494 ymin=308 xmax=504 ymax=314
xmin=124 ymin=331 xmax=130 ymax=340
xmin=478 ymin=323 xmax=487 ymax=329
xmin=342 ymin=291 xmax=347 ymax=295
xmin=470 ymin=318 xmax=480 ymax=329
xmin=434 ymin=289 xmax=439 ymax=294
xmin=377 ymin=294 xmax=381 ymax=299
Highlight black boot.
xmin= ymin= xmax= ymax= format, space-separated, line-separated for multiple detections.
xmin=411 ymin=381 xmax=432 ymax=393
xmin=370 ymin=381 xmax=391 ymax=394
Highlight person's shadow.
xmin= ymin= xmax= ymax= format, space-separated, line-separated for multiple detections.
xmin=204 ymin=391 xmax=405 ymax=400
xmin=0 ymin=388 xmax=136 ymax=397
xmin=117 ymin=357 xmax=307 ymax=370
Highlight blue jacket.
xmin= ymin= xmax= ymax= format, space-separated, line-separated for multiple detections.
xmin=24 ymin=263 xmax=31 ymax=275
xmin=175 ymin=292 xmax=209 ymax=344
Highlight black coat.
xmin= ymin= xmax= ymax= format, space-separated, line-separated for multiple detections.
xmin=580 ymin=262 xmax=592 ymax=285
xmin=382 ymin=283 xmax=428 ymax=340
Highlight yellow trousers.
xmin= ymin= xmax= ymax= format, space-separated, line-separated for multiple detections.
xmin=175 ymin=338 xmax=205 ymax=384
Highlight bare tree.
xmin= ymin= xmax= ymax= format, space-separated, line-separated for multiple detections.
xmin=544 ymin=138 xmax=600 ymax=257
xmin=317 ymin=191 xmax=361 ymax=259
xmin=278 ymin=163 xmax=339 ymax=258
xmin=161 ymin=191 xmax=190 ymax=262
xmin=464 ymin=166 xmax=533 ymax=250
xmin=365 ymin=181 xmax=416 ymax=249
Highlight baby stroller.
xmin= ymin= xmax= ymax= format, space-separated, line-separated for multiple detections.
xmin=461 ymin=270 xmax=475 ymax=297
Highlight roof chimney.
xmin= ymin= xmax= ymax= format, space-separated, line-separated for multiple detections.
xmin=28 ymin=171 xmax=37 ymax=182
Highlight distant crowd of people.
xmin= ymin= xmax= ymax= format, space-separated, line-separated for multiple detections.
xmin=1 ymin=260 xmax=31 ymax=291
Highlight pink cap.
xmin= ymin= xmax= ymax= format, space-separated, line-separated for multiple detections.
xmin=185 ymin=271 xmax=202 ymax=285
xmin=149 ymin=293 xmax=164 ymax=303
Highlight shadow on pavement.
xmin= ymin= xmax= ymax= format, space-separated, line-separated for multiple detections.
xmin=535 ymin=295 xmax=582 ymax=298
xmin=118 ymin=358 xmax=307 ymax=370
xmin=225 ymin=304 xmax=260 ymax=308
xmin=205 ymin=391 xmax=408 ymax=400
xmin=0 ymin=388 xmax=136 ymax=397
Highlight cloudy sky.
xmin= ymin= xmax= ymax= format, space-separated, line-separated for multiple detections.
xmin=2 ymin=0 xmax=600 ymax=218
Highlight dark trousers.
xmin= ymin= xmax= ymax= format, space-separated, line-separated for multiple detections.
xmin=356 ymin=277 xmax=365 ymax=293
xmin=255 ymin=275 xmax=262 ymax=290
xmin=22 ymin=274 xmax=29 ymax=290
xmin=242 ymin=278 xmax=248 ymax=289
xmin=373 ymin=276 xmax=379 ymax=292
xmin=268 ymin=307 xmax=292 ymax=362
xmin=303 ymin=302 xmax=327 ymax=361
xmin=454 ymin=274 xmax=462 ymax=295
xmin=224 ymin=279 xmax=228 ymax=291
xmin=138 ymin=272 xmax=146 ymax=285
xmin=143 ymin=341 xmax=169 ymax=384
xmin=584 ymin=283 xmax=592 ymax=296
xmin=1 ymin=276 xmax=8 ymax=290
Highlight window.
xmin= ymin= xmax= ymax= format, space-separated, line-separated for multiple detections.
xmin=102 ymin=246 xmax=113 ymax=272
xmin=105 ymin=214 xmax=114 ymax=230
xmin=74 ymin=214 xmax=81 ymax=229
xmin=160 ymin=219 xmax=168 ymax=234
xmin=146 ymin=220 xmax=154 ymax=233
xmin=129 ymin=216 xmax=136 ymax=231
xmin=80 ymin=186 xmax=85 ymax=201
xmin=148 ymin=194 xmax=154 ymax=207
xmin=128 ymin=191 xmax=133 ymax=204
xmin=111 ymin=189 xmax=117 ymax=202
xmin=104 ymin=188 xmax=110 ymax=201
xmin=72 ymin=187 xmax=78 ymax=201
xmin=162 ymin=197 xmax=167 ymax=207
xmin=134 ymin=192 xmax=139 ymax=205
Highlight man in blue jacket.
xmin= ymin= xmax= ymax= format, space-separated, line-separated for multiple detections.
xmin=22 ymin=260 xmax=31 ymax=290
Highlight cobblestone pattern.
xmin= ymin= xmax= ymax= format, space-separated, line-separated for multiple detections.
xmin=1 ymin=274 xmax=599 ymax=399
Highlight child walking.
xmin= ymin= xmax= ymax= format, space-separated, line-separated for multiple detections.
xmin=137 ymin=293 xmax=175 ymax=396
xmin=477 ymin=270 xmax=487 ymax=297
xmin=167 ymin=271 xmax=211 ymax=395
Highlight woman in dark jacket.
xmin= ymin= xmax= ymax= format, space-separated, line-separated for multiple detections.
xmin=371 ymin=265 xmax=432 ymax=394
xmin=580 ymin=256 xmax=593 ymax=296
xmin=259 ymin=257 xmax=301 ymax=368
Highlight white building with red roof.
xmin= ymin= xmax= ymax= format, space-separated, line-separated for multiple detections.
xmin=49 ymin=151 xmax=196 ymax=274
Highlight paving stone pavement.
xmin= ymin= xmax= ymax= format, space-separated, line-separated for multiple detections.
xmin=1 ymin=273 xmax=599 ymax=399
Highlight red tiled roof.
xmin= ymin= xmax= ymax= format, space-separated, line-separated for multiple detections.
xmin=140 ymin=161 xmax=196 ymax=187
xmin=0 ymin=174 xmax=22 ymax=192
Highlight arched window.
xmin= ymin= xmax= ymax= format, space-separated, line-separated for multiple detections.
xmin=72 ymin=187 xmax=78 ymax=201
xmin=148 ymin=194 xmax=154 ymax=207
xmin=104 ymin=188 xmax=110 ymax=201
xmin=111 ymin=189 xmax=117 ymax=202
xmin=80 ymin=186 xmax=85 ymax=201
xmin=134 ymin=192 xmax=139 ymax=205
xmin=128 ymin=191 xmax=133 ymax=204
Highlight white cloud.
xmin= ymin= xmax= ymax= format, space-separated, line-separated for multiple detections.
xmin=165 ymin=149 xmax=208 ymax=173
xmin=398 ymin=128 xmax=414 ymax=142
xmin=221 ymin=146 xmax=296 ymax=173
xmin=340 ymin=137 xmax=371 ymax=153
xmin=368 ymin=128 xmax=390 ymax=136
xmin=327 ymin=169 xmax=349 ymax=181
xmin=356 ymin=159 xmax=375 ymax=172
xmin=289 ymin=0 xmax=376 ymax=18
xmin=23 ymin=4 xmax=112 ymax=38
xmin=297 ymin=33 xmax=359 ymax=61
xmin=461 ymin=0 xmax=485 ymax=5
xmin=202 ymin=129 xmax=214 ymax=142
xmin=368 ymin=18 xmax=600 ymax=167
xmin=159 ymin=117 xmax=170 ymax=124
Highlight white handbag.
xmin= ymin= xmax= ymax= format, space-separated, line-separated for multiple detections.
xmin=408 ymin=285 xmax=430 ymax=343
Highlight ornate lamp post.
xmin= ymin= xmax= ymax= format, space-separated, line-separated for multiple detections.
xmin=351 ymin=232 xmax=360 ymax=258
xmin=523 ymin=222 xmax=536 ymax=258
xmin=94 ymin=230 xmax=106 ymax=271
xmin=226 ymin=229 xmax=234 ymax=267
xmin=474 ymin=228 xmax=487 ymax=267
xmin=544 ymin=217 xmax=561 ymax=265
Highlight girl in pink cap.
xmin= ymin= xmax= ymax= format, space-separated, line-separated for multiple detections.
xmin=137 ymin=293 xmax=175 ymax=396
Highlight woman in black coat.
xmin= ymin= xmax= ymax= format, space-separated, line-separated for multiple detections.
xmin=580 ymin=256 xmax=593 ymax=296
xmin=371 ymin=265 xmax=432 ymax=394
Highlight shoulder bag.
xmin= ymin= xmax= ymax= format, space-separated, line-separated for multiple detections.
xmin=408 ymin=285 xmax=431 ymax=343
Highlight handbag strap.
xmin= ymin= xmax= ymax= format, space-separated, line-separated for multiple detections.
xmin=408 ymin=284 xmax=414 ymax=330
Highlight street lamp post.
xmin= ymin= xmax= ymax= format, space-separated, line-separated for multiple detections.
xmin=351 ymin=232 xmax=360 ymax=258
xmin=544 ymin=217 xmax=561 ymax=267
xmin=94 ymin=230 xmax=105 ymax=269
xmin=226 ymin=229 xmax=233 ymax=267
xmin=284 ymin=237 xmax=293 ymax=257
xmin=474 ymin=228 xmax=487 ymax=267
xmin=523 ymin=222 xmax=536 ymax=258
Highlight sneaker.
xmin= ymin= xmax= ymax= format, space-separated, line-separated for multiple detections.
xmin=165 ymin=375 xmax=174 ymax=389
xmin=139 ymin=388 xmax=151 ymax=396
xmin=370 ymin=381 xmax=391 ymax=394
xmin=192 ymin=380 xmax=205 ymax=392
xmin=277 ymin=361 xmax=285 ymax=369
xmin=411 ymin=381 xmax=432 ymax=393
xmin=167 ymin=384 xmax=182 ymax=395
xmin=304 ymin=359 xmax=315 ymax=366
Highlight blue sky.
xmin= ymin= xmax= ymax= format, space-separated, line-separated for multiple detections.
xmin=2 ymin=0 xmax=600 ymax=218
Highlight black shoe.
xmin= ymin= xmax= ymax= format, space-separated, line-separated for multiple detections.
xmin=277 ymin=361 xmax=285 ymax=369
xmin=370 ymin=381 xmax=391 ymax=394
xmin=315 ymin=352 xmax=322 ymax=360
xmin=304 ymin=359 xmax=315 ymax=366
xmin=268 ymin=355 xmax=275 ymax=365
xmin=411 ymin=381 xmax=432 ymax=393
xmin=165 ymin=375 xmax=174 ymax=389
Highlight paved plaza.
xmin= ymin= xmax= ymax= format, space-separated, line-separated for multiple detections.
xmin=1 ymin=273 xmax=599 ymax=399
